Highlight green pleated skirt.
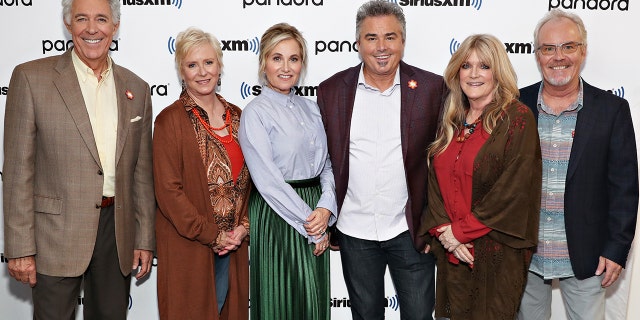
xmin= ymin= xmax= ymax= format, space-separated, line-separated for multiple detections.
xmin=249 ymin=177 xmax=330 ymax=320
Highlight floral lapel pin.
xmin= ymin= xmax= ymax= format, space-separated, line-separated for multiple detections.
xmin=125 ymin=90 xmax=134 ymax=100
xmin=408 ymin=80 xmax=418 ymax=90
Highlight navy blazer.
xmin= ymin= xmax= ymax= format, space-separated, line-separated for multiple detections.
xmin=317 ymin=61 xmax=446 ymax=250
xmin=520 ymin=80 xmax=638 ymax=279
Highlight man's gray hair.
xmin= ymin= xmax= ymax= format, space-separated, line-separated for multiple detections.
xmin=356 ymin=0 xmax=406 ymax=41
xmin=533 ymin=9 xmax=587 ymax=48
xmin=62 ymin=0 xmax=121 ymax=25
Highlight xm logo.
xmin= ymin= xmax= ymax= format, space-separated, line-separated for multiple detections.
xmin=608 ymin=86 xmax=625 ymax=98
xmin=504 ymin=42 xmax=533 ymax=54
xmin=168 ymin=36 xmax=259 ymax=55
xmin=122 ymin=0 xmax=183 ymax=9
xmin=449 ymin=38 xmax=533 ymax=55
xmin=395 ymin=0 xmax=482 ymax=10
xmin=221 ymin=37 xmax=260 ymax=54
xmin=240 ymin=82 xmax=318 ymax=99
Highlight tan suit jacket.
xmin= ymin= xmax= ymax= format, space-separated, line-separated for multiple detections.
xmin=3 ymin=49 xmax=155 ymax=277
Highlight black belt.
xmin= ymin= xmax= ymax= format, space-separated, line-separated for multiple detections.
xmin=286 ymin=176 xmax=320 ymax=189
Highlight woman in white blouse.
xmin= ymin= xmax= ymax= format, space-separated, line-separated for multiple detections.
xmin=238 ymin=23 xmax=336 ymax=320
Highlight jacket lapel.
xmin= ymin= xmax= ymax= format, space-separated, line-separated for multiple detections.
xmin=53 ymin=50 xmax=101 ymax=167
xmin=567 ymin=81 xmax=596 ymax=180
xmin=113 ymin=65 xmax=132 ymax=167
xmin=339 ymin=65 xmax=359 ymax=166
xmin=399 ymin=62 xmax=416 ymax=158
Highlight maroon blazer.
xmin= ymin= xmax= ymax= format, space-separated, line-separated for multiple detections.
xmin=317 ymin=61 xmax=446 ymax=250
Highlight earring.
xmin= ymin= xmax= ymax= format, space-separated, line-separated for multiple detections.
xmin=181 ymin=80 xmax=185 ymax=89
xmin=217 ymin=74 xmax=221 ymax=87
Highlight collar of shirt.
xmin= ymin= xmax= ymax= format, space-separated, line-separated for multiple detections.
xmin=536 ymin=78 xmax=584 ymax=115
xmin=71 ymin=49 xmax=112 ymax=84
xmin=261 ymin=85 xmax=297 ymax=107
xmin=357 ymin=64 xmax=401 ymax=96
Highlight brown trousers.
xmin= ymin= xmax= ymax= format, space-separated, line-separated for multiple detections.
xmin=32 ymin=205 xmax=131 ymax=320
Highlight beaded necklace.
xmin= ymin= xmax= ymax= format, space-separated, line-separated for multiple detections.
xmin=192 ymin=108 xmax=233 ymax=144
xmin=456 ymin=116 xmax=482 ymax=142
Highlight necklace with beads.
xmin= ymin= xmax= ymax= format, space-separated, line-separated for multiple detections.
xmin=192 ymin=108 xmax=233 ymax=144
xmin=456 ymin=116 xmax=482 ymax=142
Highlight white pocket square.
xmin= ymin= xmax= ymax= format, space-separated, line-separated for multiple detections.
xmin=130 ymin=116 xmax=142 ymax=123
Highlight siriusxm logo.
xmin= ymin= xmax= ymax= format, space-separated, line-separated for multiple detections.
xmin=330 ymin=295 xmax=399 ymax=311
xmin=387 ymin=294 xmax=399 ymax=311
xmin=122 ymin=0 xmax=183 ymax=8
xmin=1 ymin=253 xmax=8 ymax=263
xmin=549 ymin=0 xmax=628 ymax=11
xmin=0 ymin=0 xmax=32 ymax=6
xmin=167 ymin=36 xmax=177 ymax=54
xmin=608 ymin=86 xmax=625 ymax=98
xmin=243 ymin=0 xmax=323 ymax=9
xmin=1 ymin=86 xmax=8 ymax=95
xmin=315 ymin=40 xmax=358 ymax=55
xmin=240 ymin=82 xmax=317 ymax=99
xmin=42 ymin=39 xmax=119 ymax=54
xmin=449 ymin=38 xmax=533 ymax=55
xmin=449 ymin=38 xmax=461 ymax=55
xmin=330 ymin=297 xmax=351 ymax=308
xmin=168 ymin=36 xmax=259 ymax=55
xmin=394 ymin=0 xmax=482 ymax=10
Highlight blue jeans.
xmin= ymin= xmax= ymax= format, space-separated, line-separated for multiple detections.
xmin=338 ymin=230 xmax=436 ymax=320
xmin=214 ymin=253 xmax=230 ymax=314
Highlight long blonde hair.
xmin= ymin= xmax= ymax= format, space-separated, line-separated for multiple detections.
xmin=429 ymin=34 xmax=519 ymax=158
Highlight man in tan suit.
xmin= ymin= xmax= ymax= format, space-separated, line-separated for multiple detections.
xmin=2 ymin=0 xmax=155 ymax=318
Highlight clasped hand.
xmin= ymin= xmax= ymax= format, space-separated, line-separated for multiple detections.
xmin=304 ymin=208 xmax=331 ymax=256
xmin=436 ymin=225 xmax=474 ymax=265
xmin=213 ymin=225 xmax=248 ymax=256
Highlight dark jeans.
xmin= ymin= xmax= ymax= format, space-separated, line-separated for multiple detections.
xmin=338 ymin=230 xmax=436 ymax=320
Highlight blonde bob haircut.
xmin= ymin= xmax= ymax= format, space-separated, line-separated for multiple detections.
xmin=258 ymin=23 xmax=308 ymax=86
xmin=429 ymin=34 xmax=519 ymax=158
xmin=174 ymin=27 xmax=224 ymax=81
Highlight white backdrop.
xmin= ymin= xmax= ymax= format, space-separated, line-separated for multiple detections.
xmin=1 ymin=0 xmax=639 ymax=319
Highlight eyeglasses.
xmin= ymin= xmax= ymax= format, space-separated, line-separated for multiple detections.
xmin=536 ymin=42 xmax=583 ymax=56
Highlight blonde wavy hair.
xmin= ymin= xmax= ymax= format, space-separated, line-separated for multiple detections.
xmin=429 ymin=34 xmax=519 ymax=158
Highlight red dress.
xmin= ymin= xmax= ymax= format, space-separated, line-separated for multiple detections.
xmin=430 ymin=123 xmax=491 ymax=264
